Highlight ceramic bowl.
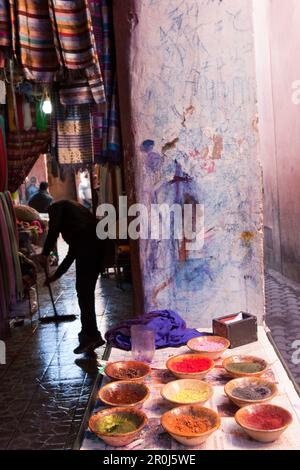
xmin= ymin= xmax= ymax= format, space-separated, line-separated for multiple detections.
xmin=235 ymin=404 xmax=293 ymax=443
xmin=166 ymin=354 xmax=215 ymax=380
xmin=161 ymin=379 xmax=213 ymax=406
xmin=89 ymin=406 xmax=148 ymax=447
xmin=222 ymin=355 xmax=268 ymax=378
xmin=187 ymin=335 xmax=230 ymax=360
xmin=105 ymin=360 xmax=151 ymax=383
xmin=99 ymin=380 xmax=150 ymax=408
xmin=161 ymin=405 xmax=221 ymax=447
xmin=225 ymin=377 xmax=277 ymax=408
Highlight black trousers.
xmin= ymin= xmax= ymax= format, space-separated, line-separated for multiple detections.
xmin=75 ymin=251 xmax=102 ymax=342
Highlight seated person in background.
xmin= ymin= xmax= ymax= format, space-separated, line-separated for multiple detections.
xmin=28 ymin=182 xmax=54 ymax=213
xmin=26 ymin=176 xmax=39 ymax=202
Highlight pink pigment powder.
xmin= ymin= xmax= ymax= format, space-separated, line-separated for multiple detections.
xmin=193 ymin=340 xmax=224 ymax=352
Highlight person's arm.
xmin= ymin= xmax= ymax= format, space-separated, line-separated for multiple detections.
xmin=45 ymin=246 xmax=75 ymax=284
xmin=42 ymin=203 xmax=63 ymax=256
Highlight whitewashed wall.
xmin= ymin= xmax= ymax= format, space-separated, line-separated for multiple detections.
xmin=115 ymin=0 xmax=264 ymax=326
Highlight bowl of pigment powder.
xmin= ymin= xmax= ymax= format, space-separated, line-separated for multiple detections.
xmin=161 ymin=405 xmax=221 ymax=446
xmin=166 ymin=354 xmax=215 ymax=380
xmin=99 ymin=381 xmax=150 ymax=408
xmin=89 ymin=406 xmax=148 ymax=447
xmin=105 ymin=361 xmax=151 ymax=383
xmin=187 ymin=335 xmax=230 ymax=360
xmin=225 ymin=377 xmax=277 ymax=408
xmin=235 ymin=404 xmax=293 ymax=443
xmin=222 ymin=355 xmax=268 ymax=378
xmin=161 ymin=379 xmax=213 ymax=406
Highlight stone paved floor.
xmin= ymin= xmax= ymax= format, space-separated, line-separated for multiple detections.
xmin=265 ymin=270 xmax=300 ymax=387
xmin=0 ymin=241 xmax=133 ymax=450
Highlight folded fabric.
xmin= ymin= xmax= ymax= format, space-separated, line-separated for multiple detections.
xmin=105 ymin=310 xmax=208 ymax=351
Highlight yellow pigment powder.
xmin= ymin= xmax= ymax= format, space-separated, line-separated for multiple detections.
xmin=172 ymin=389 xmax=209 ymax=403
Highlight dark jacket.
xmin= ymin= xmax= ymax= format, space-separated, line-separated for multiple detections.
xmin=43 ymin=200 xmax=100 ymax=278
xmin=28 ymin=190 xmax=53 ymax=213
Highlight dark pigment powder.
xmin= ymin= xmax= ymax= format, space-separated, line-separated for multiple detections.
xmin=115 ymin=368 xmax=141 ymax=379
xmin=232 ymin=385 xmax=272 ymax=401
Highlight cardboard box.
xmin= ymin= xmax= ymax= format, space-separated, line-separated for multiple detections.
xmin=212 ymin=312 xmax=258 ymax=349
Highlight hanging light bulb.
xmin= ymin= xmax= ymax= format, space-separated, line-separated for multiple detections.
xmin=42 ymin=89 xmax=52 ymax=114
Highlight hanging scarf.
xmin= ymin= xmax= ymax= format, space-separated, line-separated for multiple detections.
xmin=89 ymin=0 xmax=122 ymax=163
xmin=49 ymin=0 xmax=105 ymax=105
xmin=52 ymin=92 xmax=94 ymax=166
xmin=0 ymin=0 xmax=10 ymax=48
xmin=8 ymin=1 xmax=105 ymax=105
xmin=9 ymin=0 xmax=59 ymax=81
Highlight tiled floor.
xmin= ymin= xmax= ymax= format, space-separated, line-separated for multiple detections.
xmin=265 ymin=270 xmax=300 ymax=387
xmin=0 ymin=242 xmax=133 ymax=450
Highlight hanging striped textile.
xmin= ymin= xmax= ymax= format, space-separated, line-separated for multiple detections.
xmin=89 ymin=0 xmax=121 ymax=163
xmin=49 ymin=0 xmax=106 ymax=105
xmin=0 ymin=199 xmax=16 ymax=307
xmin=0 ymin=193 xmax=23 ymax=302
xmin=7 ymin=128 xmax=50 ymax=192
xmin=9 ymin=0 xmax=60 ymax=82
xmin=0 ymin=115 xmax=7 ymax=192
xmin=0 ymin=0 xmax=10 ymax=47
xmin=52 ymin=92 xmax=94 ymax=166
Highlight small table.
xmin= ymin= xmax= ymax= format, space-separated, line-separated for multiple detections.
xmin=79 ymin=327 xmax=300 ymax=450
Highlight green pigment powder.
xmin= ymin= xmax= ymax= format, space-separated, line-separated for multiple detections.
xmin=226 ymin=362 xmax=264 ymax=374
xmin=97 ymin=414 xmax=139 ymax=434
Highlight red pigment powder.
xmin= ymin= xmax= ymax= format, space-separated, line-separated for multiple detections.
xmin=172 ymin=357 xmax=212 ymax=373
xmin=244 ymin=410 xmax=285 ymax=430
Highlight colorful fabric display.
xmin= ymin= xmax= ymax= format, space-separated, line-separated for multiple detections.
xmin=0 ymin=191 xmax=25 ymax=336
xmin=0 ymin=115 xmax=7 ymax=192
xmin=0 ymin=0 xmax=10 ymax=48
xmin=49 ymin=0 xmax=105 ymax=105
xmin=0 ymin=193 xmax=23 ymax=302
xmin=7 ymin=127 xmax=50 ymax=192
xmin=89 ymin=0 xmax=122 ymax=163
xmin=52 ymin=92 xmax=94 ymax=166
xmin=9 ymin=0 xmax=60 ymax=82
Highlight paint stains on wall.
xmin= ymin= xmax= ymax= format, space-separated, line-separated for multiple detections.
xmin=125 ymin=0 xmax=264 ymax=326
xmin=241 ymin=231 xmax=256 ymax=248
xmin=161 ymin=137 xmax=179 ymax=154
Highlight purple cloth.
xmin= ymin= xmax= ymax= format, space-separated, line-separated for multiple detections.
xmin=105 ymin=310 xmax=209 ymax=351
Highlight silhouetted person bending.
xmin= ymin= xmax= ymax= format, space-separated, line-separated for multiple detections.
xmin=41 ymin=200 xmax=105 ymax=354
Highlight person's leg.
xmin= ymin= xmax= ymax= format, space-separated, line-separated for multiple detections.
xmin=74 ymin=258 xmax=104 ymax=352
